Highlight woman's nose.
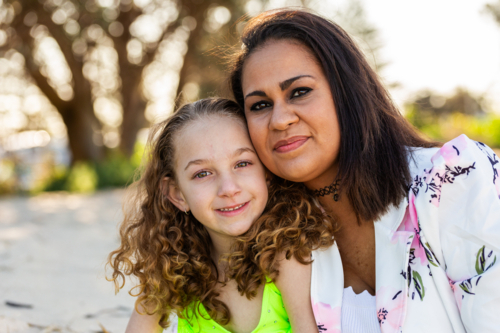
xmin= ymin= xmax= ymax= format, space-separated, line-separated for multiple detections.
xmin=269 ymin=101 xmax=299 ymax=131
xmin=217 ymin=173 xmax=241 ymax=198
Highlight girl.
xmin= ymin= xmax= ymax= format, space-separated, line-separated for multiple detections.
xmin=228 ymin=8 xmax=500 ymax=333
xmin=107 ymin=98 xmax=333 ymax=332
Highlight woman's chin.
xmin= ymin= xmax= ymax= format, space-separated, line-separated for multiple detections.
xmin=273 ymin=161 xmax=329 ymax=183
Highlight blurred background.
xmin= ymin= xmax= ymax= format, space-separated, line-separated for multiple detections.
xmin=0 ymin=0 xmax=499 ymax=194
xmin=0 ymin=0 xmax=500 ymax=331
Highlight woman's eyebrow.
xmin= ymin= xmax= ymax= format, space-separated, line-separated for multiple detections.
xmin=244 ymin=90 xmax=267 ymax=100
xmin=279 ymin=74 xmax=313 ymax=91
xmin=244 ymin=75 xmax=314 ymax=101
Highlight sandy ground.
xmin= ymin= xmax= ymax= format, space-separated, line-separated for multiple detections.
xmin=0 ymin=190 xmax=138 ymax=333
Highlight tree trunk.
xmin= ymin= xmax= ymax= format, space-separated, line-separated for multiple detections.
xmin=13 ymin=1 xmax=103 ymax=163
xmin=113 ymin=6 xmax=147 ymax=157
xmin=175 ymin=0 xmax=212 ymax=107
xmin=59 ymin=100 xmax=103 ymax=162
xmin=119 ymin=68 xmax=146 ymax=157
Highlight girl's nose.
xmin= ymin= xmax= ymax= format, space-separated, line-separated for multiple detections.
xmin=269 ymin=101 xmax=299 ymax=131
xmin=217 ymin=173 xmax=241 ymax=198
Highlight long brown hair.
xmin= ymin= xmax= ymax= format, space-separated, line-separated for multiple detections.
xmin=107 ymin=97 xmax=334 ymax=327
xmin=229 ymin=9 xmax=438 ymax=222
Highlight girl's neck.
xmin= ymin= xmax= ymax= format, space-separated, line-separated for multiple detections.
xmin=207 ymin=229 xmax=235 ymax=271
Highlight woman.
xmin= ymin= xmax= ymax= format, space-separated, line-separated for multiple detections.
xmin=229 ymin=9 xmax=500 ymax=333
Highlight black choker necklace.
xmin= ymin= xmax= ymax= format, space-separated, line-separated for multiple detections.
xmin=312 ymin=180 xmax=340 ymax=201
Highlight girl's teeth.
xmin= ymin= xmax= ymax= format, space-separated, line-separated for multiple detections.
xmin=220 ymin=203 xmax=244 ymax=212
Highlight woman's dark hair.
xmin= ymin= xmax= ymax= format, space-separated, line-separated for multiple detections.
xmin=229 ymin=9 xmax=437 ymax=222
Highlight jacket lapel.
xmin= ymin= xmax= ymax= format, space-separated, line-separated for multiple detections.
xmin=375 ymin=198 xmax=414 ymax=333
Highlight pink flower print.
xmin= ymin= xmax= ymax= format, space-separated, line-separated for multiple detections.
xmin=376 ymin=286 xmax=405 ymax=333
xmin=431 ymin=134 xmax=468 ymax=166
xmin=397 ymin=193 xmax=427 ymax=265
xmin=311 ymin=299 xmax=341 ymax=333
xmin=448 ymin=278 xmax=463 ymax=311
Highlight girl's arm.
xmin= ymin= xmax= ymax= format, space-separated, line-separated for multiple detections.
xmin=125 ymin=302 xmax=164 ymax=333
xmin=275 ymin=255 xmax=318 ymax=333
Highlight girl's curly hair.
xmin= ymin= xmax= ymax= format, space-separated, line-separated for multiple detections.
xmin=107 ymin=97 xmax=335 ymax=328
xmin=225 ymin=177 xmax=336 ymax=299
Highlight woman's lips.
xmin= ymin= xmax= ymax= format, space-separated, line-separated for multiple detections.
xmin=274 ymin=136 xmax=309 ymax=153
xmin=215 ymin=201 xmax=249 ymax=217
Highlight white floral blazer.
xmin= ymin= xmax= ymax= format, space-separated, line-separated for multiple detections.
xmin=310 ymin=135 xmax=500 ymax=333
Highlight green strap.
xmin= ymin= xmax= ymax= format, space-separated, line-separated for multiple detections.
xmin=178 ymin=281 xmax=291 ymax=333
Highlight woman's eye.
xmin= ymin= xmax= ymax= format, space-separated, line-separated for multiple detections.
xmin=291 ymin=87 xmax=311 ymax=98
xmin=195 ymin=171 xmax=211 ymax=179
xmin=250 ymin=101 xmax=271 ymax=111
xmin=235 ymin=161 xmax=250 ymax=168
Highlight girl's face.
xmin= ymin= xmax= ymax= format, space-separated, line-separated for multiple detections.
xmin=241 ymin=40 xmax=341 ymax=187
xmin=167 ymin=115 xmax=269 ymax=241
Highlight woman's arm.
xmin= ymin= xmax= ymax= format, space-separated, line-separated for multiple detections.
xmin=125 ymin=301 xmax=164 ymax=333
xmin=275 ymin=254 xmax=318 ymax=333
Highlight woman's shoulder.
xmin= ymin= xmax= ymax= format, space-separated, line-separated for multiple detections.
xmin=408 ymin=134 xmax=499 ymax=185
xmin=408 ymin=135 xmax=499 ymax=205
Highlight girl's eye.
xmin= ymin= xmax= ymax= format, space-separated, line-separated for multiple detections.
xmin=291 ymin=87 xmax=312 ymax=98
xmin=194 ymin=171 xmax=211 ymax=179
xmin=249 ymin=101 xmax=271 ymax=111
xmin=235 ymin=161 xmax=250 ymax=168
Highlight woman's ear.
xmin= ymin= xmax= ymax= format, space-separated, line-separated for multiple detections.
xmin=162 ymin=177 xmax=189 ymax=213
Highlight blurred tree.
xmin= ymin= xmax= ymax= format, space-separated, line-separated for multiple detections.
xmin=313 ymin=0 xmax=386 ymax=72
xmin=0 ymin=0 xmax=382 ymax=165
xmin=0 ymin=0 xmax=247 ymax=163
xmin=406 ymin=88 xmax=486 ymax=127
xmin=485 ymin=0 xmax=500 ymax=24
xmin=405 ymin=88 xmax=494 ymax=143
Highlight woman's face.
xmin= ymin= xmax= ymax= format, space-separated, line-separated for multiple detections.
xmin=241 ymin=40 xmax=341 ymax=186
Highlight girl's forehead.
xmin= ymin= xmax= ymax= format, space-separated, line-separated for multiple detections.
xmin=183 ymin=114 xmax=248 ymax=138
xmin=173 ymin=115 xmax=253 ymax=165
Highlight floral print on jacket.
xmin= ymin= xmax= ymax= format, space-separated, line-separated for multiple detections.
xmin=311 ymin=135 xmax=500 ymax=333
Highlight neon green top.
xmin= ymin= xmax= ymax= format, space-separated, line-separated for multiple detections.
xmin=177 ymin=280 xmax=291 ymax=333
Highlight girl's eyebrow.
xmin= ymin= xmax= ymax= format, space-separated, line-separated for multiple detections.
xmin=185 ymin=158 xmax=208 ymax=170
xmin=184 ymin=147 xmax=256 ymax=170
xmin=233 ymin=147 xmax=256 ymax=157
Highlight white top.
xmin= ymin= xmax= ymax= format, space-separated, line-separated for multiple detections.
xmin=311 ymin=135 xmax=500 ymax=333
xmin=341 ymin=287 xmax=381 ymax=333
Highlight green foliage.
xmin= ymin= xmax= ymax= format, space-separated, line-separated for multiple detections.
xmin=66 ymin=162 xmax=98 ymax=193
xmin=405 ymin=89 xmax=500 ymax=148
xmin=38 ymin=142 xmax=146 ymax=193
xmin=406 ymin=111 xmax=500 ymax=148
xmin=0 ymin=159 xmax=16 ymax=194
xmin=40 ymin=165 xmax=69 ymax=192
xmin=95 ymin=153 xmax=136 ymax=189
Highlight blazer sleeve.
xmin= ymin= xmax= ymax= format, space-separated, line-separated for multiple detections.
xmin=427 ymin=135 xmax=500 ymax=332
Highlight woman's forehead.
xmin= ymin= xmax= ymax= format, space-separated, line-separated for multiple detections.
xmin=241 ymin=40 xmax=323 ymax=92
